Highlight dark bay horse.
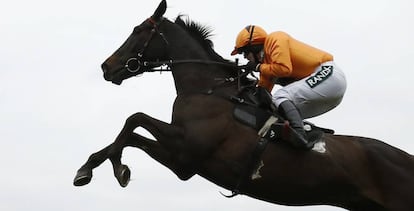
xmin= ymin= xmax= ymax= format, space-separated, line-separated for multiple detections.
xmin=74 ymin=1 xmax=414 ymax=210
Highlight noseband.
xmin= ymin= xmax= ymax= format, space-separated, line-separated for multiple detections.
xmin=124 ymin=17 xmax=243 ymax=74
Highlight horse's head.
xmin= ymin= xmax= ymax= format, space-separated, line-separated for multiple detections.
xmin=101 ymin=0 xmax=169 ymax=85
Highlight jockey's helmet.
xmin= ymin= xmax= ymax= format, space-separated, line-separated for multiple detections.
xmin=231 ymin=25 xmax=267 ymax=55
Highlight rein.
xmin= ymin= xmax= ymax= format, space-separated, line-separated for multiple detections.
xmin=132 ymin=59 xmax=244 ymax=72
xmin=123 ymin=17 xmax=254 ymax=94
xmin=124 ymin=17 xmax=246 ymax=73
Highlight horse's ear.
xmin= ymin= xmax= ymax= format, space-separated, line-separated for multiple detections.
xmin=152 ymin=0 xmax=167 ymax=20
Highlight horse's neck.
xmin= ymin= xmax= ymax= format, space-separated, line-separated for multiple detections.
xmin=168 ymin=42 xmax=231 ymax=95
xmin=160 ymin=23 xmax=235 ymax=95
xmin=171 ymin=64 xmax=225 ymax=95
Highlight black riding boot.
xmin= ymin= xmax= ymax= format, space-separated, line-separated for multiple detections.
xmin=278 ymin=101 xmax=313 ymax=149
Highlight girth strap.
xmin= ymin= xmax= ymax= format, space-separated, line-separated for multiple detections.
xmin=222 ymin=136 xmax=269 ymax=197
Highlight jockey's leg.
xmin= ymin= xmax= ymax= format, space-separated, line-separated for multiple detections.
xmin=278 ymin=100 xmax=314 ymax=149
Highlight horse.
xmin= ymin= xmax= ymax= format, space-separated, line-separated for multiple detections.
xmin=74 ymin=1 xmax=414 ymax=210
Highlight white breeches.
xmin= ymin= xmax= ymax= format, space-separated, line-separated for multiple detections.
xmin=272 ymin=61 xmax=347 ymax=118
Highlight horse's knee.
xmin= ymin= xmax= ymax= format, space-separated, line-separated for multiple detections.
xmin=129 ymin=112 xmax=147 ymax=120
xmin=125 ymin=112 xmax=147 ymax=126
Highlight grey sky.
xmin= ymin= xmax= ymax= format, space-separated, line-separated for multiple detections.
xmin=1 ymin=0 xmax=413 ymax=210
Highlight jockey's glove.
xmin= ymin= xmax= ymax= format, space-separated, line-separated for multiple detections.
xmin=246 ymin=61 xmax=261 ymax=72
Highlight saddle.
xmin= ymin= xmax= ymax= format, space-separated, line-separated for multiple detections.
xmin=232 ymin=87 xmax=334 ymax=147
xmin=227 ymin=86 xmax=335 ymax=196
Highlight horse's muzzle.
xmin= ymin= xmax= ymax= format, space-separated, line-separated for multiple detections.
xmin=101 ymin=63 xmax=123 ymax=85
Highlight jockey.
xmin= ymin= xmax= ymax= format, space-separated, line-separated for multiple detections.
xmin=231 ymin=25 xmax=347 ymax=149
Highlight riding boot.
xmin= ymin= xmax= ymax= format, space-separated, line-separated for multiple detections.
xmin=278 ymin=101 xmax=313 ymax=149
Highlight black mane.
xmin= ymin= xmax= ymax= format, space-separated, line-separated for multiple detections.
xmin=174 ymin=15 xmax=228 ymax=63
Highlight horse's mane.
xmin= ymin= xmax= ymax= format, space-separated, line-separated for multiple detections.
xmin=174 ymin=15 xmax=229 ymax=63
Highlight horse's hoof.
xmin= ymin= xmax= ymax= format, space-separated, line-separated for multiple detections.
xmin=73 ymin=169 xmax=92 ymax=186
xmin=116 ymin=165 xmax=131 ymax=188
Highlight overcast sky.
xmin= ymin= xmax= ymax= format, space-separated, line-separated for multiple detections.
xmin=1 ymin=0 xmax=413 ymax=210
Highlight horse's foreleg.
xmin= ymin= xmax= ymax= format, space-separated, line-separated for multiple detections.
xmin=107 ymin=112 xmax=194 ymax=185
xmin=73 ymin=128 xmax=131 ymax=187
xmin=104 ymin=112 xmax=184 ymax=186
xmin=73 ymin=144 xmax=113 ymax=186
xmin=74 ymin=112 xmax=189 ymax=187
xmin=125 ymin=133 xmax=196 ymax=181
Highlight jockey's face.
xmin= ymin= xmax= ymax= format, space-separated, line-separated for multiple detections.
xmin=244 ymin=51 xmax=263 ymax=63
xmin=244 ymin=52 xmax=255 ymax=61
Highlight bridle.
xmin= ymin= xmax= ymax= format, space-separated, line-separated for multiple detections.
xmin=124 ymin=17 xmax=244 ymax=74
xmin=124 ymin=17 xmax=169 ymax=73
xmin=122 ymin=17 xmax=257 ymax=96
